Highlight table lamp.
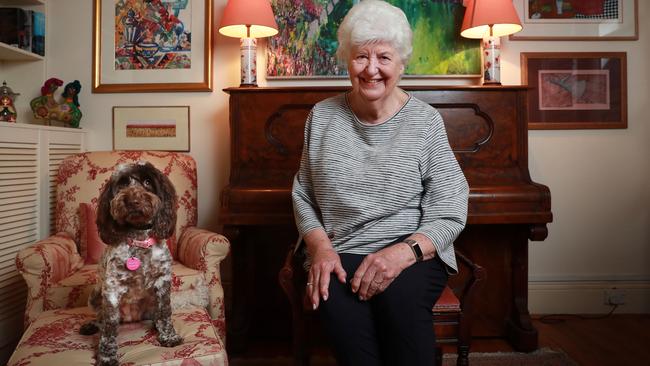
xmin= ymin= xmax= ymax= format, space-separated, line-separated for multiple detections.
xmin=461 ymin=0 xmax=522 ymax=85
xmin=218 ymin=0 xmax=278 ymax=86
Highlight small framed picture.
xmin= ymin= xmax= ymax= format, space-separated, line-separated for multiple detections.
xmin=521 ymin=52 xmax=627 ymax=129
xmin=112 ymin=106 xmax=190 ymax=151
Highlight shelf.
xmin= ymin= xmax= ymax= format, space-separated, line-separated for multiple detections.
xmin=0 ymin=42 xmax=43 ymax=61
xmin=0 ymin=0 xmax=44 ymax=5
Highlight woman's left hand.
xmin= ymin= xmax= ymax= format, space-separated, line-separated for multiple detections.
xmin=351 ymin=243 xmax=413 ymax=300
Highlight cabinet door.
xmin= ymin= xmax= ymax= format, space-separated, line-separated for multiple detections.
xmin=0 ymin=123 xmax=83 ymax=364
xmin=0 ymin=126 xmax=39 ymax=355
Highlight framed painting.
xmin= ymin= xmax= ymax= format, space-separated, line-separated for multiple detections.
xmin=92 ymin=0 xmax=212 ymax=93
xmin=521 ymin=52 xmax=627 ymax=129
xmin=267 ymin=0 xmax=481 ymax=79
xmin=113 ymin=106 xmax=190 ymax=151
xmin=510 ymin=0 xmax=638 ymax=41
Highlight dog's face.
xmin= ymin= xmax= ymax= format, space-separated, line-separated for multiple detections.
xmin=110 ymin=166 xmax=162 ymax=227
xmin=97 ymin=161 xmax=177 ymax=245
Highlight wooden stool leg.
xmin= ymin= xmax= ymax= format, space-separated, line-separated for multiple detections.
xmin=457 ymin=344 xmax=469 ymax=366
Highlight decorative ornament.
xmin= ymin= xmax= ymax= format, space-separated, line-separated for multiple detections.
xmin=30 ymin=78 xmax=83 ymax=128
xmin=0 ymin=81 xmax=19 ymax=123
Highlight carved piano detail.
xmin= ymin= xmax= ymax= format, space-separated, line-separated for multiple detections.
xmin=221 ymin=86 xmax=552 ymax=353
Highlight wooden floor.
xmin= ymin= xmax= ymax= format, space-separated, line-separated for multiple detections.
xmin=230 ymin=314 xmax=650 ymax=366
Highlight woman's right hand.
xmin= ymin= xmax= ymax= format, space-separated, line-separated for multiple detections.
xmin=304 ymin=230 xmax=347 ymax=310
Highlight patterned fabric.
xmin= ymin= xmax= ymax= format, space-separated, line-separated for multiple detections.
xmin=177 ymin=227 xmax=230 ymax=342
xmin=14 ymin=151 xmax=230 ymax=359
xmin=78 ymin=202 xmax=105 ymax=264
xmin=8 ymin=306 xmax=227 ymax=366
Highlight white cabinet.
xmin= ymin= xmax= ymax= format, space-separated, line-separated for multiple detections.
xmin=0 ymin=121 xmax=85 ymax=362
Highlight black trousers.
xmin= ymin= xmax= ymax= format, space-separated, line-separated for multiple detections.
xmin=318 ymin=253 xmax=448 ymax=366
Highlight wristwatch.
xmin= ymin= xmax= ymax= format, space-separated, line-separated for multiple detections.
xmin=404 ymin=239 xmax=424 ymax=262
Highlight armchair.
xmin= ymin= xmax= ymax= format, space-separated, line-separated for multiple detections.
xmin=10 ymin=151 xmax=230 ymax=365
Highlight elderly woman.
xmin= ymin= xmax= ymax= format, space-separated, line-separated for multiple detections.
xmin=291 ymin=0 xmax=469 ymax=364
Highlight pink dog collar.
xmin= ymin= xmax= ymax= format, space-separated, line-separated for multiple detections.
xmin=128 ymin=237 xmax=157 ymax=249
xmin=126 ymin=257 xmax=141 ymax=271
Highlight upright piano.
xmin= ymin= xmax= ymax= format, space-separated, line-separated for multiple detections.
xmin=220 ymin=86 xmax=552 ymax=353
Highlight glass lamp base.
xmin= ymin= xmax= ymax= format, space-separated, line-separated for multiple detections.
xmin=482 ymin=35 xmax=501 ymax=85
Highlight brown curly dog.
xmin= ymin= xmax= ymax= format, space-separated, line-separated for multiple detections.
xmin=80 ymin=161 xmax=182 ymax=366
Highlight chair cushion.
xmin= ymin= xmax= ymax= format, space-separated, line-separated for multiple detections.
xmin=8 ymin=306 xmax=226 ymax=366
xmin=78 ymin=202 xmax=106 ymax=264
xmin=47 ymin=263 xmax=207 ymax=311
xmin=432 ymin=285 xmax=461 ymax=313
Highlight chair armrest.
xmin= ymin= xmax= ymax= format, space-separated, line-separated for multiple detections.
xmin=15 ymin=232 xmax=84 ymax=327
xmin=455 ymin=250 xmax=486 ymax=308
xmin=177 ymin=227 xmax=230 ymax=341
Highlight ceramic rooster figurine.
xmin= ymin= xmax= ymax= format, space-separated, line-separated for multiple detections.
xmin=30 ymin=78 xmax=83 ymax=128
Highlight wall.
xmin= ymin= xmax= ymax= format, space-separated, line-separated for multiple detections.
xmin=42 ymin=0 xmax=649 ymax=313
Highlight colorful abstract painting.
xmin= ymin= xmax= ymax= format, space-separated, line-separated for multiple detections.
xmin=538 ymin=70 xmax=610 ymax=110
xmin=526 ymin=0 xmax=620 ymax=21
xmin=114 ymin=0 xmax=192 ymax=70
xmin=267 ymin=0 xmax=480 ymax=77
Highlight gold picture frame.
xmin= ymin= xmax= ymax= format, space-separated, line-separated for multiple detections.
xmin=92 ymin=0 xmax=212 ymax=93
xmin=113 ymin=106 xmax=190 ymax=151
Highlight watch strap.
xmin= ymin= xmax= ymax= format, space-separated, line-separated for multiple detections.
xmin=404 ymin=239 xmax=424 ymax=262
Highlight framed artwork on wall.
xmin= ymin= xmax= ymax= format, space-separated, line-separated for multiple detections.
xmin=92 ymin=0 xmax=213 ymax=93
xmin=266 ymin=0 xmax=481 ymax=79
xmin=510 ymin=0 xmax=638 ymax=41
xmin=521 ymin=52 xmax=627 ymax=129
xmin=113 ymin=106 xmax=190 ymax=151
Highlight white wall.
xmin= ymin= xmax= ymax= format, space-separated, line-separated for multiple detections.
xmin=42 ymin=0 xmax=648 ymax=313
xmin=502 ymin=3 xmax=650 ymax=313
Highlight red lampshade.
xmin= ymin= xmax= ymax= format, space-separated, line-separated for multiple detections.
xmin=219 ymin=0 xmax=279 ymax=38
xmin=460 ymin=0 xmax=522 ymax=39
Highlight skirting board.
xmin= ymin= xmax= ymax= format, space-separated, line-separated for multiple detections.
xmin=529 ymin=281 xmax=650 ymax=314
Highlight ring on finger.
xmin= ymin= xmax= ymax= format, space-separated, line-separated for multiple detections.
xmin=306 ymin=282 xmax=313 ymax=287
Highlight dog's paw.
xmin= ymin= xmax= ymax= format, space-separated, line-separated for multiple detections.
xmin=158 ymin=333 xmax=183 ymax=347
xmin=96 ymin=357 xmax=119 ymax=366
xmin=79 ymin=321 xmax=99 ymax=335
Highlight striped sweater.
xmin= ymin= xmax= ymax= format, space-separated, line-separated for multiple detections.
xmin=291 ymin=92 xmax=469 ymax=272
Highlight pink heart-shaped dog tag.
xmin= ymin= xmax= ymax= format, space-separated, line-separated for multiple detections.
xmin=126 ymin=257 xmax=141 ymax=271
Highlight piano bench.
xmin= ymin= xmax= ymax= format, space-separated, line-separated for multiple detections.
xmin=278 ymin=249 xmax=485 ymax=366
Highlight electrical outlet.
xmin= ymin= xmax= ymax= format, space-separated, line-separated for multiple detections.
xmin=604 ymin=289 xmax=626 ymax=305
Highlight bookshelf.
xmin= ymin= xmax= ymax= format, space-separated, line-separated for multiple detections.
xmin=0 ymin=0 xmax=45 ymax=60
xmin=0 ymin=0 xmax=46 ymax=123
xmin=0 ymin=41 xmax=44 ymax=61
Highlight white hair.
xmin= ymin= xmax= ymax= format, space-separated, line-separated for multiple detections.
xmin=336 ymin=0 xmax=413 ymax=65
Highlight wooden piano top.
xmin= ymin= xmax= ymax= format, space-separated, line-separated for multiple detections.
xmin=221 ymin=86 xmax=551 ymax=229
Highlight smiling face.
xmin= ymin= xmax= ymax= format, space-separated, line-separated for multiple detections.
xmin=348 ymin=41 xmax=404 ymax=104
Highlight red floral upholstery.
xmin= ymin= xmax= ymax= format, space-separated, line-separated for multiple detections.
xmin=13 ymin=151 xmax=230 ymax=365
xmin=8 ymin=307 xmax=226 ymax=366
